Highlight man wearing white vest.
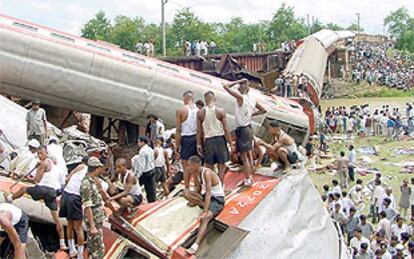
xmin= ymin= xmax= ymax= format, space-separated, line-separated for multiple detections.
xmin=197 ymin=91 xmax=232 ymax=182
xmin=223 ymin=79 xmax=267 ymax=186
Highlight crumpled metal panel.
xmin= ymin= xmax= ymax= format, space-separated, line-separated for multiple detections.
xmin=228 ymin=171 xmax=350 ymax=259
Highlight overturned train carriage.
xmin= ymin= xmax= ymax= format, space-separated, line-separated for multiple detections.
xmin=0 ymin=14 xmax=310 ymax=145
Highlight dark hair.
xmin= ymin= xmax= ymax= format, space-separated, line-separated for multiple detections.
xmin=269 ymin=121 xmax=280 ymax=128
xmin=188 ymin=155 xmax=202 ymax=165
xmin=356 ymin=179 xmax=363 ymax=185
xmin=334 ymin=192 xmax=341 ymax=199
xmin=379 ymin=211 xmax=386 ymax=218
xmin=332 ymin=179 xmax=338 ymax=185
xmin=195 ymin=99 xmax=205 ymax=107
xmin=322 ymin=184 xmax=329 ymax=191
xmin=349 ymin=145 xmax=354 ymax=150
xmin=204 ymin=91 xmax=215 ymax=98
xmin=340 ymin=151 xmax=345 ymax=156
xmin=183 ymin=90 xmax=194 ymax=97
xmin=138 ymin=136 xmax=149 ymax=145
xmin=38 ymin=145 xmax=47 ymax=152
xmin=350 ymin=207 xmax=356 ymax=212
xmin=342 ymin=191 xmax=347 ymax=197
xmin=360 ymin=243 xmax=368 ymax=250
xmin=81 ymin=156 xmax=90 ymax=164
xmin=359 ymin=214 xmax=366 ymax=220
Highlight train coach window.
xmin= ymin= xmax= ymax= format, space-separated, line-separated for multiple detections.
xmin=12 ymin=22 xmax=38 ymax=32
xmin=289 ymin=103 xmax=300 ymax=109
xmin=122 ymin=53 xmax=146 ymax=63
xmin=50 ymin=33 xmax=75 ymax=43
xmin=190 ymin=73 xmax=212 ymax=83
xmin=156 ymin=63 xmax=179 ymax=73
xmin=86 ymin=43 xmax=111 ymax=53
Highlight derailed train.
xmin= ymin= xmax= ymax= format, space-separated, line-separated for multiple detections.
xmin=0 ymin=13 xmax=356 ymax=259
xmin=0 ymin=14 xmax=354 ymax=146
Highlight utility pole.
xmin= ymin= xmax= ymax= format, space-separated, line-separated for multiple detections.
xmin=355 ymin=13 xmax=360 ymax=33
xmin=161 ymin=0 xmax=168 ymax=57
xmin=307 ymin=14 xmax=310 ymax=35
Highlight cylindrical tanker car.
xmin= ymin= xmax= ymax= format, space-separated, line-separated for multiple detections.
xmin=0 ymin=14 xmax=310 ymax=144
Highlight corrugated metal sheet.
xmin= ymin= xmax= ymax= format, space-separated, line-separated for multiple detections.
xmin=161 ymin=51 xmax=285 ymax=72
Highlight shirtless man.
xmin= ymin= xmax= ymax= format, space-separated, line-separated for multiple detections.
xmin=107 ymin=158 xmax=143 ymax=212
xmin=0 ymin=203 xmax=29 ymax=259
xmin=5 ymin=146 xmax=66 ymax=250
xmin=184 ymin=156 xmax=225 ymax=255
xmin=223 ymin=79 xmax=267 ymax=186
xmin=176 ymin=91 xmax=199 ymax=197
xmin=257 ymin=121 xmax=300 ymax=171
xmin=197 ymin=91 xmax=232 ymax=182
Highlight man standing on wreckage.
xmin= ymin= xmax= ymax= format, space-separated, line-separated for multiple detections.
xmin=223 ymin=79 xmax=267 ymax=186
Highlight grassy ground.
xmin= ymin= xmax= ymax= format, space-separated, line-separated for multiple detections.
xmin=309 ymin=135 xmax=414 ymax=217
xmin=326 ymin=80 xmax=414 ymax=99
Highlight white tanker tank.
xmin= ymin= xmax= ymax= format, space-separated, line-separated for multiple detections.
xmin=0 ymin=14 xmax=310 ymax=144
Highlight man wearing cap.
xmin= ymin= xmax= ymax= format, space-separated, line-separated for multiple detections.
xmin=80 ymin=157 xmax=107 ymax=259
xmin=0 ymin=203 xmax=29 ymax=259
xmin=25 ymin=99 xmax=48 ymax=145
xmin=8 ymin=139 xmax=40 ymax=178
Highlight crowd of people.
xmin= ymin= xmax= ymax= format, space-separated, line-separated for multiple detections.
xmin=272 ymin=73 xmax=310 ymax=98
xmin=0 ymin=79 xmax=309 ymax=258
xmin=323 ymin=170 xmax=414 ymax=258
xmin=135 ymin=39 xmax=155 ymax=57
xmin=183 ymin=40 xmax=217 ymax=56
xmin=322 ymin=103 xmax=414 ymax=140
xmin=343 ymin=41 xmax=414 ymax=90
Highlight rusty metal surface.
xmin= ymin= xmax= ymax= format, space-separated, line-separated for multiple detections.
xmin=161 ymin=51 xmax=288 ymax=73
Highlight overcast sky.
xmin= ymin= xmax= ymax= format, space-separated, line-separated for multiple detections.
xmin=1 ymin=0 xmax=413 ymax=35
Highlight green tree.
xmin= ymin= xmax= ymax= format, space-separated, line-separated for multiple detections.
xmin=109 ymin=16 xmax=142 ymax=50
xmin=385 ymin=8 xmax=414 ymax=52
xmin=346 ymin=23 xmax=363 ymax=32
xmin=326 ymin=23 xmax=344 ymax=31
xmin=81 ymin=11 xmax=112 ymax=41
xmin=267 ymin=3 xmax=307 ymax=49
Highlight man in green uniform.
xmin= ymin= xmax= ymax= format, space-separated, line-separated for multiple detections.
xmin=80 ymin=157 xmax=107 ymax=259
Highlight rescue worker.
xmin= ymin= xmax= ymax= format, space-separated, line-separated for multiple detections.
xmin=257 ymin=121 xmax=301 ymax=172
xmin=196 ymin=91 xmax=232 ymax=182
xmin=5 ymin=145 xmax=66 ymax=250
xmin=223 ymin=79 xmax=267 ymax=186
xmin=107 ymin=158 xmax=143 ymax=213
xmin=0 ymin=203 xmax=29 ymax=259
xmin=184 ymin=156 xmax=225 ymax=255
xmin=80 ymin=157 xmax=107 ymax=259
xmin=59 ymin=156 xmax=89 ymax=258
xmin=175 ymin=91 xmax=199 ymax=195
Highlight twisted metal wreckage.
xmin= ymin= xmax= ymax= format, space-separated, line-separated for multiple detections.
xmin=0 ymin=13 xmax=355 ymax=258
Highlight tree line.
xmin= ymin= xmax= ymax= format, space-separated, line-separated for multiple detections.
xmin=80 ymin=4 xmax=413 ymax=57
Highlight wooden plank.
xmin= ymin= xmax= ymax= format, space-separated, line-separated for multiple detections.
xmin=198 ymin=226 xmax=249 ymax=259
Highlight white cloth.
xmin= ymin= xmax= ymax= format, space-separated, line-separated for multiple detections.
xmin=9 ymin=148 xmax=38 ymax=177
xmin=373 ymin=185 xmax=385 ymax=207
xmin=0 ymin=203 xmax=22 ymax=226
xmin=332 ymin=185 xmax=342 ymax=195
xmin=154 ymin=147 xmax=166 ymax=168
xmin=47 ymin=143 xmax=68 ymax=186
xmin=340 ymin=197 xmax=354 ymax=216
xmin=199 ymin=168 xmax=224 ymax=197
xmin=379 ymin=193 xmax=396 ymax=212
xmin=391 ymin=224 xmax=409 ymax=241
xmin=235 ymin=95 xmax=256 ymax=128
xmin=378 ymin=218 xmax=392 ymax=240
xmin=350 ymin=236 xmax=370 ymax=251
xmin=133 ymin=144 xmax=155 ymax=177
xmin=123 ymin=170 xmax=142 ymax=196
xmin=203 ymin=106 xmax=225 ymax=139
xmin=348 ymin=150 xmax=357 ymax=166
xmin=38 ymin=159 xmax=61 ymax=190
xmin=64 ymin=165 xmax=87 ymax=196
xmin=181 ymin=105 xmax=198 ymax=136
